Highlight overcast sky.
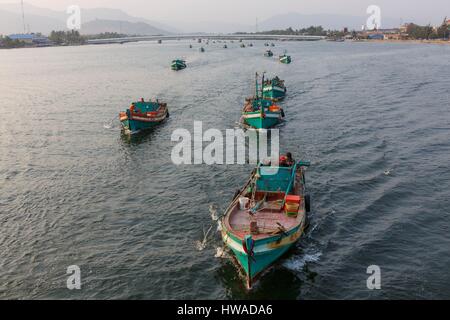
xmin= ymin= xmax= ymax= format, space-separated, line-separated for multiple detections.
xmin=0 ymin=0 xmax=448 ymax=24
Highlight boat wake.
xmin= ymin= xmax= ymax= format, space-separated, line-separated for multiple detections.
xmin=209 ymin=204 xmax=219 ymax=221
xmin=283 ymin=250 xmax=322 ymax=272
xmin=214 ymin=247 xmax=230 ymax=259
xmin=195 ymin=224 xmax=214 ymax=251
xmin=103 ymin=116 xmax=119 ymax=129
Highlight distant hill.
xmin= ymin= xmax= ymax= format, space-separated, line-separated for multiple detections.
xmin=81 ymin=19 xmax=167 ymax=36
xmin=258 ymin=13 xmax=401 ymax=31
xmin=0 ymin=2 xmax=175 ymax=35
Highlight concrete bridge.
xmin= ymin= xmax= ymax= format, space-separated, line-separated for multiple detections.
xmin=86 ymin=34 xmax=325 ymax=45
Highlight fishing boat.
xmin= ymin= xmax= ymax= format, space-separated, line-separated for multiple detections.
xmin=249 ymin=43 xmax=253 ymax=47
xmin=223 ymin=44 xmax=228 ymax=49
xmin=119 ymin=98 xmax=169 ymax=135
xmin=264 ymin=43 xmax=269 ymax=47
xmin=220 ymin=156 xmax=311 ymax=289
xmin=240 ymin=43 xmax=246 ymax=48
xmin=157 ymin=39 xmax=162 ymax=44
xmin=241 ymin=73 xmax=285 ymax=130
xmin=171 ymin=59 xmax=186 ymax=71
xmin=264 ymin=50 xmax=273 ymax=57
xmin=279 ymin=53 xmax=292 ymax=64
xmin=198 ymin=38 xmax=202 ymax=43
xmin=270 ymin=43 xmax=275 ymax=47
xmin=200 ymin=47 xmax=205 ymax=52
xmin=262 ymin=76 xmax=286 ymax=101
xmin=189 ymin=44 xmax=193 ymax=48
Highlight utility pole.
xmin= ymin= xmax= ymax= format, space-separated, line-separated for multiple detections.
xmin=21 ymin=0 xmax=26 ymax=34
xmin=256 ymin=17 xmax=258 ymax=33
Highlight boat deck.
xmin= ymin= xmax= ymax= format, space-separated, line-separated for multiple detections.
xmin=228 ymin=199 xmax=305 ymax=239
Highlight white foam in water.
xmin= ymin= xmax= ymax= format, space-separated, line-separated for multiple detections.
xmin=195 ymin=225 xmax=213 ymax=251
xmin=215 ymin=247 xmax=225 ymax=258
xmin=209 ymin=204 xmax=219 ymax=221
xmin=283 ymin=251 xmax=322 ymax=271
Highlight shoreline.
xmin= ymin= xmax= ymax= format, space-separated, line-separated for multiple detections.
xmin=355 ymin=39 xmax=450 ymax=45
xmin=1 ymin=38 xmax=449 ymax=50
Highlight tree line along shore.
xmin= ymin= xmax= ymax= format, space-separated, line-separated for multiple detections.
xmin=1 ymin=20 xmax=449 ymax=49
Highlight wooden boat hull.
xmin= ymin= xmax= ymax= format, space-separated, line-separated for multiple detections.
xmin=120 ymin=116 xmax=167 ymax=135
xmin=221 ymin=220 xmax=305 ymax=288
xmin=242 ymin=110 xmax=283 ymax=129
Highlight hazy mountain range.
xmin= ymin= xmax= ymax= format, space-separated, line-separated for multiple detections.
xmin=0 ymin=3 xmax=176 ymax=35
xmin=0 ymin=2 xmax=402 ymax=36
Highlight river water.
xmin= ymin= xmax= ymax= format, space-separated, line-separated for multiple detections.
xmin=0 ymin=40 xmax=449 ymax=299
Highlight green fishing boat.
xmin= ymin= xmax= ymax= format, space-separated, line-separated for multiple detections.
xmin=221 ymin=156 xmax=311 ymax=289
xmin=171 ymin=59 xmax=186 ymax=71
xmin=241 ymin=73 xmax=285 ymax=130
xmin=119 ymin=98 xmax=169 ymax=135
xmin=264 ymin=50 xmax=273 ymax=57
xmin=262 ymin=76 xmax=286 ymax=101
xmin=279 ymin=53 xmax=292 ymax=64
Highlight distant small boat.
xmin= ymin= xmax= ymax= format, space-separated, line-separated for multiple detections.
xmin=200 ymin=47 xmax=205 ymax=52
xmin=270 ymin=43 xmax=275 ymax=47
xmin=279 ymin=53 xmax=292 ymax=64
xmin=263 ymin=76 xmax=286 ymax=101
xmin=189 ymin=44 xmax=193 ymax=48
xmin=198 ymin=38 xmax=202 ymax=43
xmin=248 ymin=43 xmax=253 ymax=47
xmin=223 ymin=44 xmax=228 ymax=49
xmin=221 ymin=157 xmax=311 ymax=289
xmin=119 ymin=99 xmax=169 ymax=135
xmin=240 ymin=43 xmax=246 ymax=48
xmin=264 ymin=50 xmax=273 ymax=57
xmin=157 ymin=39 xmax=162 ymax=44
xmin=171 ymin=59 xmax=186 ymax=71
xmin=242 ymin=73 xmax=285 ymax=130
xmin=264 ymin=43 xmax=269 ymax=47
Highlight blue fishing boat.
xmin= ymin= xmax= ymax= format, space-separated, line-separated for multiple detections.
xmin=119 ymin=98 xmax=169 ymax=135
xmin=262 ymin=76 xmax=286 ymax=101
xmin=221 ymin=156 xmax=311 ymax=289
xmin=242 ymin=73 xmax=285 ymax=130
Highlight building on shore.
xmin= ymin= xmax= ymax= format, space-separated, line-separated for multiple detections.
xmin=7 ymin=33 xmax=52 ymax=46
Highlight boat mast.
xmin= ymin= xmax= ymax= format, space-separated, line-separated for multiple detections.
xmin=255 ymin=72 xmax=259 ymax=99
xmin=260 ymin=72 xmax=265 ymax=117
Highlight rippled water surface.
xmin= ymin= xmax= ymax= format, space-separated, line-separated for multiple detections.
xmin=0 ymin=40 xmax=449 ymax=299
